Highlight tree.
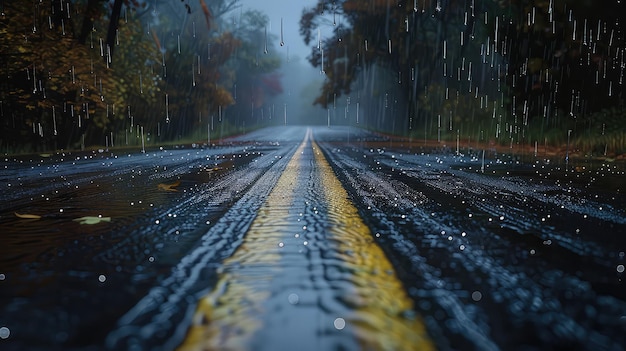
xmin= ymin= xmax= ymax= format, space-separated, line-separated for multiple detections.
xmin=300 ymin=0 xmax=496 ymax=134
xmin=146 ymin=0 xmax=242 ymax=140
xmin=301 ymin=0 xmax=624 ymax=150
xmin=493 ymin=0 xmax=625 ymax=123
xmin=0 ymin=1 xmax=122 ymax=150
xmin=0 ymin=1 xmax=164 ymax=151
xmin=226 ymin=9 xmax=283 ymax=129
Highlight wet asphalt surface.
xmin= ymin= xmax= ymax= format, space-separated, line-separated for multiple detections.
xmin=1 ymin=126 xmax=625 ymax=351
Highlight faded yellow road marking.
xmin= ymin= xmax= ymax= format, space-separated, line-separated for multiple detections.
xmin=177 ymin=129 xmax=434 ymax=351
xmin=177 ymin=130 xmax=309 ymax=351
xmin=311 ymin=137 xmax=434 ymax=350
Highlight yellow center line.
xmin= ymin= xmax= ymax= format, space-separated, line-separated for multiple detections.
xmin=310 ymin=136 xmax=434 ymax=351
xmin=176 ymin=130 xmax=309 ymax=351
xmin=177 ymin=128 xmax=434 ymax=351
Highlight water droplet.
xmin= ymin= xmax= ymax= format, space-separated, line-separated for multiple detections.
xmin=471 ymin=291 xmax=482 ymax=301
xmin=288 ymin=293 xmax=299 ymax=305
xmin=334 ymin=317 xmax=346 ymax=330
xmin=98 ymin=274 xmax=106 ymax=283
xmin=0 ymin=326 xmax=10 ymax=339
xmin=618 ymin=265 xmax=625 ymax=273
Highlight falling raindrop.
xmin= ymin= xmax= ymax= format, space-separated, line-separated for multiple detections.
xmin=264 ymin=26 xmax=268 ymax=54
xmin=128 ymin=105 xmax=133 ymax=131
xmin=280 ymin=17 xmax=284 ymax=46
xmin=52 ymin=106 xmax=57 ymax=136
xmin=481 ymin=149 xmax=485 ymax=173
xmin=141 ymin=126 xmax=145 ymax=153
xmin=165 ymin=94 xmax=169 ymax=123
xmin=192 ymin=62 xmax=196 ymax=87
xmin=317 ymin=28 xmax=321 ymax=49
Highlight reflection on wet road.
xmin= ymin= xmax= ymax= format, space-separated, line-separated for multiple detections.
xmin=1 ymin=126 xmax=625 ymax=351
xmin=178 ymin=129 xmax=432 ymax=351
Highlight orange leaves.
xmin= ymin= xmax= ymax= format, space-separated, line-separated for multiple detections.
xmin=213 ymin=87 xmax=235 ymax=107
xmin=199 ymin=0 xmax=213 ymax=30
xmin=210 ymin=32 xmax=241 ymax=66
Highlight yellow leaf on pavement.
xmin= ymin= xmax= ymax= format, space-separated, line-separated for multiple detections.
xmin=15 ymin=212 xmax=42 ymax=219
xmin=158 ymin=180 xmax=181 ymax=192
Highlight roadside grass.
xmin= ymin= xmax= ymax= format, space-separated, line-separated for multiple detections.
xmin=1 ymin=120 xmax=267 ymax=157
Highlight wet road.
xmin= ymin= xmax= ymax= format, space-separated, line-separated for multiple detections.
xmin=1 ymin=126 xmax=625 ymax=351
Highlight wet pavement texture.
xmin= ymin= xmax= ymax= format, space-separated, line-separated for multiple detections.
xmin=1 ymin=126 xmax=625 ymax=351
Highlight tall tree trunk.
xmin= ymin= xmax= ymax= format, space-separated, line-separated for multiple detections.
xmin=78 ymin=0 xmax=105 ymax=45
xmin=105 ymin=0 xmax=124 ymax=65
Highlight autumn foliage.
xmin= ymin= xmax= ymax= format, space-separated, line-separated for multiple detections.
xmin=1 ymin=0 xmax=282 ymax=153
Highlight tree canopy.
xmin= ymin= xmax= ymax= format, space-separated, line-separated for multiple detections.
xmin=1 ymin=0 xmax=284 ymax=152
xmin=300 ymin=0 xmax=625 ymax=150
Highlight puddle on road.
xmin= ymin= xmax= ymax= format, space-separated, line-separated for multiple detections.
xmin=0 ymin=147 xmax=269 ymax=349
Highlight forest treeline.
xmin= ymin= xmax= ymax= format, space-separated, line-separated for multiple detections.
xmin=301 ymin=0 xmax=625 ymax=154
xmin=1 ymin=0 xmax=282 ymax=152
xmin=1 ymin=0 xmax=625 ymax=154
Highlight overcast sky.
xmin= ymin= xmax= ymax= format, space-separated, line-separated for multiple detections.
xmin=236 ymin=0 xmax=332 ymax=124
xmin=237 ymin=0 xmax=321 ymax=60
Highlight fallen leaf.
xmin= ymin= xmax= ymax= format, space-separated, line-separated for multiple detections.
xmin=15 ymin=212 xmax=42 ymax=219
xmin=158 ymin=180 xmax=181 ymax=192
xmin=73 ymin=216 xmax=111 ymax=225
